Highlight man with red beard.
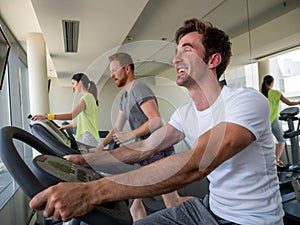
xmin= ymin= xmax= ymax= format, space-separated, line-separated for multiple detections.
xmin=91 ymin=52 xmax=188 ymax=221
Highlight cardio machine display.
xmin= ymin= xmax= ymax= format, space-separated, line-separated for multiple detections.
xmin=32 ymin=154 xmax=102 ymax=186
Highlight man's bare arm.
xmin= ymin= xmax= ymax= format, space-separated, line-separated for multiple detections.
xmin=65 ymin=124 xmax=182 ymax=166
xmin=95 ymin=122 xmax=255 ymax=201
xmin=30 ymin=122 xmax=255 ymax=221
xmin=82 ymin=124 xmax=183 ymax=166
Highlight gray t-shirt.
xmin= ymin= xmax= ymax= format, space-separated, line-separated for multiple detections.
xmin=120 ymin=80 xmax=157 ymax=141
xmin=120 ymin=80 xmax=174 ymax=166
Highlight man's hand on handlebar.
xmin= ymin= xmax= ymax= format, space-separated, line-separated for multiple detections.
xmin=64 ymin=154 xmax=89 ymax=167
xmin=29 ymin=182 xmax=97 ymax=222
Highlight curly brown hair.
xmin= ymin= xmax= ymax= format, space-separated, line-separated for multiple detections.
xmin=175 ymin=18 xmax=232 ymax=79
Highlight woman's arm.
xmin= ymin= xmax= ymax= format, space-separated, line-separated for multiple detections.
xmin=31 ymin=99 xmax=86 ymax=121
xmin=280 ymin=94 xmax=300 ymax=106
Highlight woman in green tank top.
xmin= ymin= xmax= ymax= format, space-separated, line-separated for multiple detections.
xmin=261 ymin=75 xmax=300 ymax=167
xmin=31 ymin=73 xmax=100 ymax=146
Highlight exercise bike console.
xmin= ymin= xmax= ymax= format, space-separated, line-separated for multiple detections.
xmin=32 ymin=154 xmax=102 ymax=186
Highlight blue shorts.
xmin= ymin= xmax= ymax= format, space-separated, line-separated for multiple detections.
xmin=136 ymin=146 xmax=175 ymax=166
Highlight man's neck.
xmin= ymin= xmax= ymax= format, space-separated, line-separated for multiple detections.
xmin=189 ymin=80 xmax=222 ymax=111
xmin=124 ymin=78 xmax=135 ymax=93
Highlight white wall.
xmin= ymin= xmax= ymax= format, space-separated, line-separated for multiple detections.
xmin=48 ymin=77 xmax=76 ymax=125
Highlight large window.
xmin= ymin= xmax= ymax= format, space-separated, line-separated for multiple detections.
xmin=224 ymin=48 xmax=300 ymax=99
xmin=270 ymin=49 xmax=300 ymax=142
xmin=0 ymin=62 xmax=14 ymax=208
xmin=224 ymin=63 xmax=259 ymax=90
xmin=270 ymin=49 xmax=300 ymax=99
xmin=0 ymin=23 xmax=31 ymax=208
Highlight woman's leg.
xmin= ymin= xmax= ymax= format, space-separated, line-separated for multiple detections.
xmin=271 ymin=118 xmax=286 ymax=165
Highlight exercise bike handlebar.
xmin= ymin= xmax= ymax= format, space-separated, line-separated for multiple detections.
xmin=284 ymin=129 xmax=300 ymax=139
xmin=0 ymin=126 xmax=132 ymax=225
xmin=0 ymin=126 xmax=49 ymax=198
xmin=279 ymin=116 xmax=299 ymax=122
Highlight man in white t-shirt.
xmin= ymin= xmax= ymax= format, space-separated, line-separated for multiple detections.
xmin=30 ymin=18 xmax=284 ymax=225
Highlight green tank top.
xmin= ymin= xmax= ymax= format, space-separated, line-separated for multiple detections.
xmin=75 ymin=93 xmax=99 ymax=141
xmin=268 ymin=89 xmax=282 ymax=123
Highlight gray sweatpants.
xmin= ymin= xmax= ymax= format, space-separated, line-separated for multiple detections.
xmin=133 ymin=197 xmax=219 ymax=225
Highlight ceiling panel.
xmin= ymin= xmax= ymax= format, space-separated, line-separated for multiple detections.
xmin=31 ymin=0 xmax=149 ymax=82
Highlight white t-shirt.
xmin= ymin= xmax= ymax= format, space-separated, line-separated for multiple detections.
xmin=169 ymin=86 xmax=284 ymax=225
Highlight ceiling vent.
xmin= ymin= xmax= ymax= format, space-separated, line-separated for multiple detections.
xmin=62 ymin=20 xmax=79 ymax=53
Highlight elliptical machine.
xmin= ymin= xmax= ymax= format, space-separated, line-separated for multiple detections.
xmin=279 ymin=107 xmax=300 ymax=173
xmin=278 ymin=107 xmax=300 ymax=223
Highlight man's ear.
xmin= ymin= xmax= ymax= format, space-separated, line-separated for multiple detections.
xmin=208 ymin=53 xmax=222 ymax=69
xmin=124 ymin=64 xmax=131 ymax=73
